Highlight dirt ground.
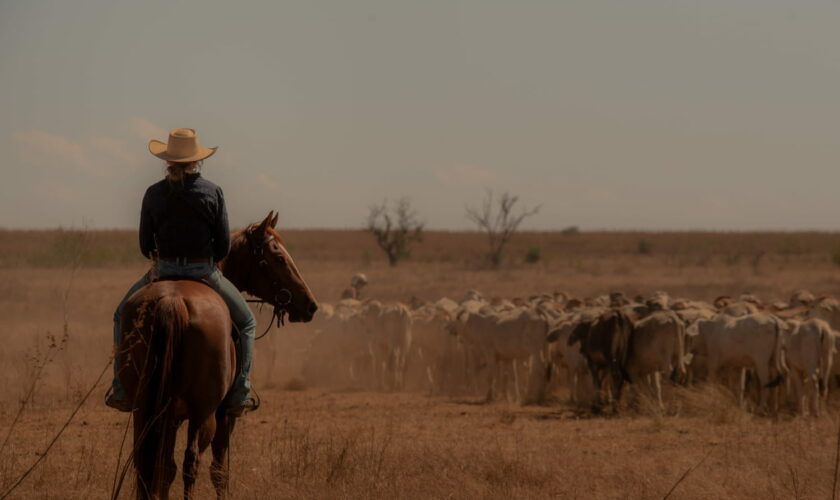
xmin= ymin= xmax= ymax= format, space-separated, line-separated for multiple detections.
xmin=3 ymin=230 xmax=840 ymax=498
xmin=3 ymin=387 xmax=840 ymax=499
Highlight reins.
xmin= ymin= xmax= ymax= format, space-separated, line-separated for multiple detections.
xmin=244 ymin=226 xmax=293 ymax=340
xmin=246 ymin=298 xmax=287 ymax=339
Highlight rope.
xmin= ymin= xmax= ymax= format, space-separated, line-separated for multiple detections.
xmin=0 ymin=357 xmax=113 ymax=500
xmin=661 ymin=448 xmax=712 ymax=500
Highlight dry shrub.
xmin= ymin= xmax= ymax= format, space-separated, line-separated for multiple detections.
xmin=623 ymin=384 xmax=667 ymax=424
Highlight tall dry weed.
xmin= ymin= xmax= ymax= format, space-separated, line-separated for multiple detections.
xmin=0 ymin=226 xmax=91 ymax=496
xmin=672 ymin=384 xmax=752 ymax=425
xmin=255 ymin=421 xmax=399 ymax=497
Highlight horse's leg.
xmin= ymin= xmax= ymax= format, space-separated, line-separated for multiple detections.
xmin=131 ymin=412 xmax=177 ymax=500
xmin=183 ymin=420 xmax=201 ymax=500
xmin=133 ymin=415 xmax=154 ymax=500
xmin=184 ymin=416 xmax=216 ymax=499
xmin=210 ymin=411 xmax=237 ymax=499
xmin=155 ymin=419 xmax=179 ymax=500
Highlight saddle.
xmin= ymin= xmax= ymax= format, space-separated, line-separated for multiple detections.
xmin=150 ymin=275 xmax=240 ymax=342
xmin=152 ymin=274 xmax=212 ymax=286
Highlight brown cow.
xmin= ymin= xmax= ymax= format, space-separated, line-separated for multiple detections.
xmin=567 ymin=309 xmax=634 ymax=412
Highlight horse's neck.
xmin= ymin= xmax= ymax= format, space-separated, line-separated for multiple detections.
xmin=218 ymin=248 xmax=250 ymax=294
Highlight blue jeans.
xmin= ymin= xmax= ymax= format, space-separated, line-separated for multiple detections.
xmin=111 ymin=261 xmax=257 ymax=406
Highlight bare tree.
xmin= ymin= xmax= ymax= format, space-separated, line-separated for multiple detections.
xmin=366 ymin=197 xmax=424 ymax=267
xmin=466 ymin=190 xmax=541 ymax=268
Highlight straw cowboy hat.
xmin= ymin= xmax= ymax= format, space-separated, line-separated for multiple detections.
xmin=148 ymin=128 xmax=218 ymax=162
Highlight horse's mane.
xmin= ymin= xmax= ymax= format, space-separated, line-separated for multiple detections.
xmin=231 ymin=223 xmax=286 ymax=250
xmin=266 ymin=226 xmax=286 ymax=245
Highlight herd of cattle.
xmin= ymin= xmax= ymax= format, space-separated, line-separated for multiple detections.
xmin=297 ymin=289 xmax=840 ymax=416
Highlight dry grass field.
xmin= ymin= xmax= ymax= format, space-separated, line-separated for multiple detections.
xmin=3 ymin=228 xmax=840 ymax=498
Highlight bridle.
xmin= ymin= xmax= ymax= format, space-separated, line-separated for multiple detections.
xmin=243 ymin=226 xmax=293 ymax=340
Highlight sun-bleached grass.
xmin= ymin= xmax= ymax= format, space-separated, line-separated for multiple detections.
xmin=3 ymin=229 xmax=840 ymax=497
xmin=5 ymin=389 xmax=840 ymax=499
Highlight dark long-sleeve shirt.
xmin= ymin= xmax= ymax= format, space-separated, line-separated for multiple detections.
xmin=139 ymin=173 xmax=230 ymax=262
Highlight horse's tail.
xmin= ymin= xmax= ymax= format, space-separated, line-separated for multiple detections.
xmin=150 ymin=295 xmax=188 ymax=409
xmin=135 ymin=294 xmax=189 ymax=496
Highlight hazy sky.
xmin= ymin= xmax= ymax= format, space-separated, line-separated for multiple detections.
xmin=2 ymin=1 xmax=840 ymax=231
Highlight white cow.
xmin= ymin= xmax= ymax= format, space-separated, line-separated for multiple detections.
xmin=721 ymin=301 xmax=760 ymax=317
xmin=434 ymin=297 xmax=459 ymax=314
xmin=406 ymin=308 xmax=458 ymax=393
xmin=693 ymin=313 xmax=787 ymax=412
xmin=462 ymin=289 xmax=485 ymax=303
xmin=807 ymin=297 xmax=840 ymax=331
xmin=301 ymin=302 xmax=370 ymax=388
xmin=784 ymin=318 xmax=835 ymax=416
xmin=358 ymin=301 xmax=413 ymax=390
xmin=451 ymin=308 xmax=550 ymax=404
xmin=647 ymin=291 xmax=671 ymax=311
xmin=625 ymin=311 xmax=686 ymax=410
xmin=790 ymin=289 xmax=816 ymax=308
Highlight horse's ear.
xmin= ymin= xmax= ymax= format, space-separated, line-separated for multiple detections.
xmin=270 ymin=211 xmax=279 ymax=229
xmin=258 ymin=211 xmax=275 ymax=233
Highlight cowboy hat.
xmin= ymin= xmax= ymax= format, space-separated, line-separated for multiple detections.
xmin=148 ymin=128 xmax=218 ymax=162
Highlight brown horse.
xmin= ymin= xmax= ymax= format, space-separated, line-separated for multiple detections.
xmin=118 ymin=211 xmax=317 ymax=499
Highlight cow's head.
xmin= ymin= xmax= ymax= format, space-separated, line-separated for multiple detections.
xmin=713 ymin=295 xmax=733 ymax=310
xmin=446 ymin=309 xmax=470 ymax=337
xmin=567 ymin=319 xmax=592 ymax=347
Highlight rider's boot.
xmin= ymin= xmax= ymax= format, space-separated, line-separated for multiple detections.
xmin=225 ymin=330 xmax=258 ymax=417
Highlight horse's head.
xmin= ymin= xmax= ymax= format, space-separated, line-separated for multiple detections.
xmin=223 ymin=211 xmax=318 ymax=323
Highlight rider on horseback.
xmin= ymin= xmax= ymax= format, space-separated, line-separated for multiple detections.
xmin=106 ymin=128 xmax=258 ymax=417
